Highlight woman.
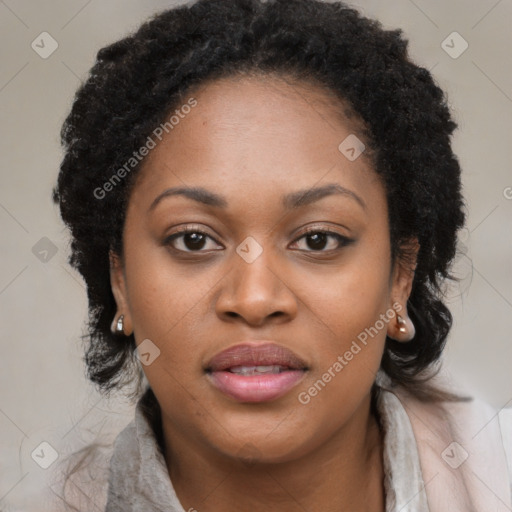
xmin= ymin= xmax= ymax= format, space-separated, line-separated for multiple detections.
xmin=52 ymin=0 xmax=512 ymax=510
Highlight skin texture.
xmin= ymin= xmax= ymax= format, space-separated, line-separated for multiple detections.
xmin=110 ymin=74 xmax=418 ymax=511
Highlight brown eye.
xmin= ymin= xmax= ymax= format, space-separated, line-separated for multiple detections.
xmin=292 ymin=230 xmax=353 ymax=252
xmin=164 ymin=228 xmax=221 ymax=252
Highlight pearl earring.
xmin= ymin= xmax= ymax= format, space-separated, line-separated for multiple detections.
xmin=397 ymin=315 xmax=407 ymax=333
xmin=111 ymin=314 xmax=124 ymax=335
xmin=393 ymin=312 xmax=415 ymax=342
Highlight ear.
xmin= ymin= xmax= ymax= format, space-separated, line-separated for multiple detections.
xmin=109 ymin=250 xmax=133 ymax=336
xmin=387 ymin=238 xmax=419 ymax=341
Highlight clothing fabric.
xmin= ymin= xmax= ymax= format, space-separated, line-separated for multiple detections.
xmin=104 ymin=384 xmax=512 ymax=511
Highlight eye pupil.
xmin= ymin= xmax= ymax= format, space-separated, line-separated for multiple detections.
xmin=184 ymin=232 xmax=206 ymax=250
xmin=307 ymin=232 xmax=327 ymax=250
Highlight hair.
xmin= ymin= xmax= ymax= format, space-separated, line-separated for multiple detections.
xmin=53 ymin=0 xmax=467 ymax=403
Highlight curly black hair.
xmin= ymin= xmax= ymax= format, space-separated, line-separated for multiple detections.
xmin=53 ymin=0 xmax=466 ymax=401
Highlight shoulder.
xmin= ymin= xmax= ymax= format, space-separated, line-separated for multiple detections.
xmin=42 ymin=416 xmax=136 ymax=511
xmin=498 ymin=407 xmax=512 ymax=486
xmin=385 ymin=384 xmax=512 ymax=507
xmin=39 ymin=441 xmax=113 ymax=512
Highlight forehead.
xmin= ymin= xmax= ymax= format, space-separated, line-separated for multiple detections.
xmin=129 ymin=73 xmax=381 ymax=214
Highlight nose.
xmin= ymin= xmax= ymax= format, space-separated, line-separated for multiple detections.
xmin=215 ymin=248 xmax=298 ymax=327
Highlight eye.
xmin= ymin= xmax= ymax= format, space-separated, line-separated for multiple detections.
xmin=164 ymin=226 xmax=222 ymax=252
xmin=164 ymin=226 xmax=353 ymax=254
xmin=291 ymin=228 xmax=353 ymax=252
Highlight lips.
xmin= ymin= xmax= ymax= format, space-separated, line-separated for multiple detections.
xmin=205 ymin=342 xmax=308 ymax=403
xmin=206 ymin=343 xmax=308 ymax=372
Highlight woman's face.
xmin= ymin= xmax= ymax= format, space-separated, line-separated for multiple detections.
xmin=110 ymin=74 xmax=415 ymax=464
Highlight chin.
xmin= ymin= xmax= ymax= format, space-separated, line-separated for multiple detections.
xmin=209 ymin=424 xmax=318 ymax=467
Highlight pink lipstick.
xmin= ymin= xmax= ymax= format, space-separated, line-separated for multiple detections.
xmin=205 ymin=342 xmax=308 ymax=403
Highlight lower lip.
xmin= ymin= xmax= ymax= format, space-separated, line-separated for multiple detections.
xmin=208 ymin=370 xmax=306 ymax=402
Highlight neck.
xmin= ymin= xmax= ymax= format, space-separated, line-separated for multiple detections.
xmin=162 ymin=392 xmax=385 ymax=512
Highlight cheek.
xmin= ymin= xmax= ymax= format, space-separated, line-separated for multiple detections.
xmin=293 ymin=244 xmax=392 ymax=346
xmin=302 ymin=282 xmax=388 ymax=381
xmin=120 ymin=244 xmax=202 ymax=381
xmin=287 ymin=271 xmax=390 ymax=458
xmin=291 ymin=240 xmax=392 ymax=399
xmin=123 ymin=252 xmax=208 ymax=409
xmin=124 ymin=240 xmax=205 ymax=337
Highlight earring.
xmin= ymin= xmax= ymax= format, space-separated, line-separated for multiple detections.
xmin=393 ymin=313 xmax=415 ymax=342
xmin=111 ymin=314 xmax=125 ymax=335
xmin=397 ymin=315 xmax=407 ymax=333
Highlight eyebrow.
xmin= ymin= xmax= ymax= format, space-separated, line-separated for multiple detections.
xmin=148 ymin=183 xmax=366 ymax=212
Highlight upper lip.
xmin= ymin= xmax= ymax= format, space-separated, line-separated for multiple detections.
xmin=205 ymin=342 xmax=308 ymax=372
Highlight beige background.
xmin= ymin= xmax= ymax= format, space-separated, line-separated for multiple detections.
xmin=1 ymin=0 xmax=511 ymax=509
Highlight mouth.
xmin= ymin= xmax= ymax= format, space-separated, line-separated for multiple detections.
xmin=205 ymin=342 xmax=308 ymax=403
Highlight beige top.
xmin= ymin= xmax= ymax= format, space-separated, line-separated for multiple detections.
xmin=100 ymin=384 xmax=512 ymax=511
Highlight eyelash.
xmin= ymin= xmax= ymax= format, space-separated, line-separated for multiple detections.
xmin=164 ymin=225 xmax=353 ymax=254
xmin=298 ymin=226 xmax=352 ymax=249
